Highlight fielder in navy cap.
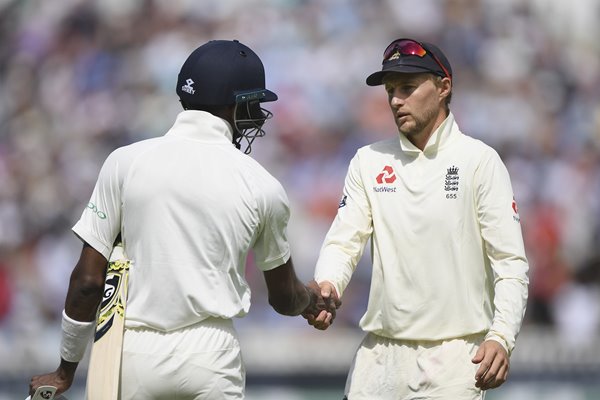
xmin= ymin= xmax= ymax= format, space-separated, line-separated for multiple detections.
xmin=304 ymin=36 xmax=529 ymax=400
xmin=366 ymin=38 xmax=453 ymax=86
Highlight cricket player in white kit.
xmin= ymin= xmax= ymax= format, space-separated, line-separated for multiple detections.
xmin=305 ymin=38 xmax=529 ymax=399
xmin=28 ymin=40 xmax=336 ymax=399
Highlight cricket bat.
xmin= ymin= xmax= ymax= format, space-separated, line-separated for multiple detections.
xmin=85 ymin=244 xmax=130 ymax=400
xmin=25 ymin=385 xmax=68 ymax=400
xmin=26 ymin=385 xmax=56 ymax=400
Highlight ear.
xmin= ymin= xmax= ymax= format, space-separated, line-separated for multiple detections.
xmin=438 ymin=77 xmax=452 ymax=101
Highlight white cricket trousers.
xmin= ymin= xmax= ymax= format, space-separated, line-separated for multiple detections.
xmin=119 ymin=317 xmax=244 ymax=400
xmin=344 ymin=332 xmax=486 ymax=400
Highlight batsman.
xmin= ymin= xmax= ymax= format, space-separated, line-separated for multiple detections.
xmin=28 ymin=39 xmax=338 ymax=399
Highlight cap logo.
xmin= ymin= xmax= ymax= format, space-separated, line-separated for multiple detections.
xmin=181 ymin=78 xmax=195 ymax=95
xmin=387 ymin=51 xmax=401 ymax=61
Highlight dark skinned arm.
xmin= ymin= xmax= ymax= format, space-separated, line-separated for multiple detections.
xmin=29 ymin=242 xmax=107 ymax=397
xmin=63 ymin=243 xmax=108 ymax=320
xmin=264 ymin=256 xmax=312 ymax=316
xmin=263 ymin=256 xmax=339 ymax=327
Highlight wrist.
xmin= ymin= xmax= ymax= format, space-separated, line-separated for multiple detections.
xmin=484 ymin=334 xmax=510 ymax=355
xmin=60 ymin=310 xmax=95 ymax=362
xmin=296 ymin=284 xmax=310 ymax=313
xmin=58 ymin=358 xmax=79 ymax=376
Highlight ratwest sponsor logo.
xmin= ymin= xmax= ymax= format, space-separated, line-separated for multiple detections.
xmin=87 ymin=202 xmax=107 ymax=219
xmin=374 ymin=165 xmax=397 ymax=193
xmin=374 ymin=186 xmax=396 ymax=193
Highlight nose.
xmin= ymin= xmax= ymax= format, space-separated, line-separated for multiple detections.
xmin=390 ymin=94 xmax=404 ymax=108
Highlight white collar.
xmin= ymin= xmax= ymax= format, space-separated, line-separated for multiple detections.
xmin=166 ymin=110 xmax=234 ymax=144
xmin=398 ymin=112 xmax=458 ymax=154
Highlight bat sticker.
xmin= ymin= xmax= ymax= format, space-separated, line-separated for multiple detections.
xmin=94 ymin=259 xmax=129 ymax=342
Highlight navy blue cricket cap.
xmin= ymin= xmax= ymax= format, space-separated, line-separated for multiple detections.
xmin=366 ymin=38 xmax=452 ymax=86
xmin=176 ymin=40 xmax=278 ymax=106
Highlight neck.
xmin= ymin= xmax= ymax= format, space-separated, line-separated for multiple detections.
xmin=405 ymin=110 xmax=448 ymax=151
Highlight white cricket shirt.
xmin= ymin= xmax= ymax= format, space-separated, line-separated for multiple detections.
xmin=315 ymin=113 xmax=529 ymax=352
xmin=73 ymin=110 xmax=291 ymax=331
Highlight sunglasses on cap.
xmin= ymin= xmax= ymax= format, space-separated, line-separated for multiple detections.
xmin=383 ymin=39 xmax=451 ymax=79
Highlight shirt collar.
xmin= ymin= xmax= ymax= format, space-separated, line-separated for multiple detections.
xmin=398 ymin=112 xmax=457 ymax=154
xmin=166 ymin=110 xmax=234 ymax=144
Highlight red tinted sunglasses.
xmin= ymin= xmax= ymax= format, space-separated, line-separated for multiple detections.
xmin=383 ymin=39 xmax=451 ymax=79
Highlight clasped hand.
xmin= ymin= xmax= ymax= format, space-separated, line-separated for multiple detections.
xmin=301 ymin=280 xmax=341 ymax=330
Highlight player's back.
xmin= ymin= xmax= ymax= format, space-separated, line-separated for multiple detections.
xmin=117 ymin=111 xmax=286 ymax=331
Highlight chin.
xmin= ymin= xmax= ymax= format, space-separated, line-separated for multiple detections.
xmin=398 ymin=124 xmax=415 ymax=136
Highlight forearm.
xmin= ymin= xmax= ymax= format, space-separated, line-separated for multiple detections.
xmin=314 ymin=246 xmax=357 ymax=297
xmin=57 ymin=283 xmax=101 ymax=375
xmin=60 ymin=244 xmax=107 ymax=364
xmin=64 ymin=267 xmax=105 ymax=321
xmin=64 ymin=244 xmax=107 ymax=321
xmin=314 ymin=216 xmax=370 ymax=297
xmin=269 ymin=282 xmax=310 ymax=316
xmin=265 ymin=256 xmax=313 ymax=316
xmin=487 ymin=275 xmax=529 ymax=353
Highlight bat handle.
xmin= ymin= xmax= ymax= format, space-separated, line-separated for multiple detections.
xmin=26 ymin=385 xmax=57 ymax=400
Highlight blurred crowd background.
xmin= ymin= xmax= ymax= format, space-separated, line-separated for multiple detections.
xmin=1 ymin=0 xmax=600 ymax=398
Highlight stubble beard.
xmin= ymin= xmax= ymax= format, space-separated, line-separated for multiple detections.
xmin=397 ymin=105 xmax=439 ymax=140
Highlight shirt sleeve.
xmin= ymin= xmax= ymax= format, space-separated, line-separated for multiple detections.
xmin=252 ymin=176 xmax=292 ymax=271
xmin=72 ymin=150 xmax=124 ymax=260
xmin=475 ymin=149 xmax=529 ymax=354
xmin=315 ymin=152 xmax=373 ymax=296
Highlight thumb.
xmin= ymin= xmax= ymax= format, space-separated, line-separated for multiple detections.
xmin=320 ymin=281 xmax=333 ymax=298
xmin=472 ymin=345 xmax=485 ymax=364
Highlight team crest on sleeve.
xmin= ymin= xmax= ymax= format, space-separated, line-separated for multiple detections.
xmin=512 ymin=197 xmax=521 ymax=223
xmin=339 ymin=194 xmax=347 ymax=208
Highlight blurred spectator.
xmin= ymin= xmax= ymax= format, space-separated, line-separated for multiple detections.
xmin=0 ymin=262 xmax=12 ymax=322
xmin=552 ymin=256 xmax=600 ymax=348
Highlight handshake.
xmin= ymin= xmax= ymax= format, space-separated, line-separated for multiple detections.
xmin=301 ymin=280 xmax=342 ymax=330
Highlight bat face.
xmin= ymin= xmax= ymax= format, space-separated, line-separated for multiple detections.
xmin=100 ymin=275 xmax=119 ymax=309
xmin=94 ymin=262 xmax=128 ymax=342
xmin=86 ymin=247 xmax=130 ymax=400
